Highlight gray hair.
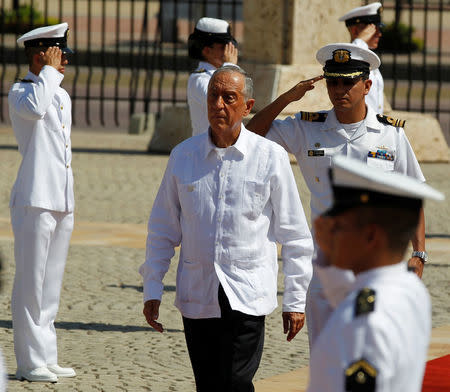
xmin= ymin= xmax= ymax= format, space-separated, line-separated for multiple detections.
xmin=210 ymin=65 xmax=254 ymax=100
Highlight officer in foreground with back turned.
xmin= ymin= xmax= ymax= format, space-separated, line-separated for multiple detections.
xmin=246 ymin=42 xmax=428 ymax=347
xmin=9 ymin=23 xmax=76 ymax=383
xmin=308 ymin=155 xmax=444 ymax=391
xmin=339 ymin=2 xmax=385 ymax=113
xmin=187 ymin=17 xmax=238 ymax=136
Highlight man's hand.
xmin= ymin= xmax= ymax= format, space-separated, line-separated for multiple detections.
xmin=408 ymin=256 xmax=424 ymax=279
xmin=40 ymin=46 xmax=62 ymax=70
xmin=356 ymin=24 xmax=377 ymax=44
xmin=284 ymin=76 xmax=324 ymax=103
xmin=223 ymin=42 xmax=238 ymax=64
xmin=282 ymin=312 xmax=305 ymax=342
xmin=143 ymin=299 xmax=164 ymax=332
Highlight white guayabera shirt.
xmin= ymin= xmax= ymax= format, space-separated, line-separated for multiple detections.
xmin=140 ymin=125 xmax=314 ymax=318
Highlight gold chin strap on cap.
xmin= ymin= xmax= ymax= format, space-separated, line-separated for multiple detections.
xmin=324 ymin=70 xmax=364 ymax=78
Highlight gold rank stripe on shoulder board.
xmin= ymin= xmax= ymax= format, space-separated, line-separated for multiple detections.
xmin=345 ymin=359 xmax=377 ymax=392
xmin=300 ymin=111 xmax=328 ymax=122
xmin=376 ymin=114 xmax=406 ymax=128
xmin=192 ymin=68 xmax=206 ymax=74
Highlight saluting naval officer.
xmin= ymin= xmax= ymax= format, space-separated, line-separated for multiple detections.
xmin=340 ymin=2 xmax=385 ymax=113
xmin=187 ymin=17 xmax=238 ymax=136
xmin=246 ymin=43 xmax=428 ymax=347
xmin=8 ymin=23 xmax=76 ymax=382
xmin=308 ymin=155 xmax=444 ymax=391
xmin=140 ymin=65 xmax=313 ymax=392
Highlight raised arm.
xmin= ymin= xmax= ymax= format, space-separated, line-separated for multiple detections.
xmin=246 ymin=75 xmax=323 ymax=137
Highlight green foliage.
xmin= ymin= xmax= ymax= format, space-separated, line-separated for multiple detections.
xmin=0 ymin=5 xmax=59 ymax=34
xmin=378 ymin=22 xmax=424 ymax=53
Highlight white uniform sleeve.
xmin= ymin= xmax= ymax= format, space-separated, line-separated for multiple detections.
xmin=8 ymin=66 xmax=64 ymax=120
xmin=139 ymin=153 xmax=182 ymax=302
xmin=187 ymin=72 xmax=211 ymax=136
xmin=394 ymin=128 xmax=426 ymax=182
xmin=267 ymin=115 xmax=306 ymax=157
xmin=270 ymin=148 xmax=313 ymax=312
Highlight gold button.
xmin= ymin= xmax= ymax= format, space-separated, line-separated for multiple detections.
xmin=62 ymin=124 xmax=65 ymax=128
xmin=66 ymin=164 xmax=69 ymax=168
xmin=315 ymin=177 xmax=320 ymax=182
xmin=314 ymin=142 xmax=321 ymax=148
xmin=60 ymin=105 xmax=63 ymax=110
xmin=65 ymin=144 xmax=68 ymax=148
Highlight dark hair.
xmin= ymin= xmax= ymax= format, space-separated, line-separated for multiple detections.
xmin=25 ymin=46 xmax=46 ymax=67
xmin=354 ymin=206 xmax=421 ymax=254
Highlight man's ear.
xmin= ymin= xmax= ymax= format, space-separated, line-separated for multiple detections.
xmin=244 ymin=98 xmax=255 ymax=116
xmin=363 ymin=79 xmax=372 ymax=96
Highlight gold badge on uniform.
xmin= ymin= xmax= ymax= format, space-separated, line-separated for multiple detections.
xmin=333 ymin=49 xmax=351 ymax=63
xmin=308 ymin=150 xmax=325 ymax=157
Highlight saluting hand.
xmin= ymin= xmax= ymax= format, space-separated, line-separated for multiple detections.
xmin=143 ymin=299 xmax=164 ymax=333
xmin=282 ymin=312 xmax=305 ymax=342
xmin=223 ymin=42 xmax=238 ymax=65
xmin=284 ymin=75 xmax=324 ymax=103
xmin=356 ymin=24 xmax=377 ymax=44
xmin=40 ymin=46 xmax=62 ymax=70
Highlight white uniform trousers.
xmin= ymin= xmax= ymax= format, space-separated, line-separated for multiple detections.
xmin=306 ymin=269 xmax=332 ymax=348
xmin=306 ymin=248 xmax=355 ymax=349
xmin=10 ymin=206 xmax=73 ymax=371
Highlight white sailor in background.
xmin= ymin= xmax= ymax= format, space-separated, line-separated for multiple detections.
xmin=340 ymin=2 xmax=385 ymax=113
xmin=187 ymin=17 xmax=238 ymax=136
xmin=308 ymin=156 xmax=444 ymax=391
xmin=8 ymin=22 xmax=76 ymax=383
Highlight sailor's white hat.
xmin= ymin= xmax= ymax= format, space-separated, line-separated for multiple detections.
xmin=17 ymin=22 xmax=73 ymax=53
xmin=339 ymin=2 xmax=383 ymax=27
xmin=324 ymin=155 xmax=444 ymax=216
xmin=316 ymin=43 xmax=380 ymax=79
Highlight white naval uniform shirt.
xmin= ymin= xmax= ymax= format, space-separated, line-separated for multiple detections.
xmin=268 ymin=105 xmax=425 ymax=220
xmin=353 ymin=38 xmax=384 ymax=113
xmin=8 ymin=66 xmax=74 ymax=212
xmin=187 ymin=61 xmax=234 ymax=136
xmin=140 ymin=125 xmax=313 ymax=319
xmin=308 ymin=262 xmax=431 ymax=392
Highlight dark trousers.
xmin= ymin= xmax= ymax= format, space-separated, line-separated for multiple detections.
xmin=182 ymin=285 xmax=265 ymax=392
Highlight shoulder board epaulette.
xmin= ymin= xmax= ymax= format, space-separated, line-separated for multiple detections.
xmin=376 ymin=114 xmax=406 ymax=128
xmin=300 ymin=111 xmax=328 ymax=122
xmin=192 ymin=68 xmax=206 ymax=74
xmin=355 ymin=288 xmax=375 ymax=317
xmin=15 ymin=78 xmax=33 ymax=83
xmin=345 ymin=359 xmax=377 ymax=392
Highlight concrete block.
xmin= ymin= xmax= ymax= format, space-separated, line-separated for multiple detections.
xmin=129 ymin=113 xmax=155 ymax=135
xmin=386 ymin=109 xmax=449 ymax=163
xmin=148 ymin=106 xmax=192 ymax=153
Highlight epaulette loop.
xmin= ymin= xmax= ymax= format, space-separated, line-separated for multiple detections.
xmin=355 ymin=288 xmax=375 ymax=317
xmin=376 ymin=114 xmax=406 ymax=128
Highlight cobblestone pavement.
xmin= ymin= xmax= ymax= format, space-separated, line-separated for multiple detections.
xmin=0 ymin=128 xmax=449 ymax=391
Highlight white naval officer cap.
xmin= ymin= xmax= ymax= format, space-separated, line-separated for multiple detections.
xmin=17 ymin=22 xmax=73 ymax=53
xmin=324 ymin=155 xmax=444 ymax=216
xmin=196 ymin=17 xmax=230 ymax=34
xmin=339 ymin=2 xmax=383 ymax=27
xmin=188 ymin=17 xmax=236 ymax=60
xmin=316 ymin=43 xmax=380 ymax=79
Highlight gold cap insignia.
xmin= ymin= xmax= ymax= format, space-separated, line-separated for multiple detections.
xmin=333 ymin=49 xmax=351 ymax=63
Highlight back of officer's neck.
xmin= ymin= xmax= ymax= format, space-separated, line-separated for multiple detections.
xmin=335 ymin=104 xmax=367 ymax=125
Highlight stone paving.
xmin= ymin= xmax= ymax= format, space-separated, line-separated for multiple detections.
xmin=0 ymin=127 xmax=449 ymax=391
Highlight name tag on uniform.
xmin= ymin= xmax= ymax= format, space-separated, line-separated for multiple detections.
xmin=308 ymin=150 xmax=325 ymax=157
